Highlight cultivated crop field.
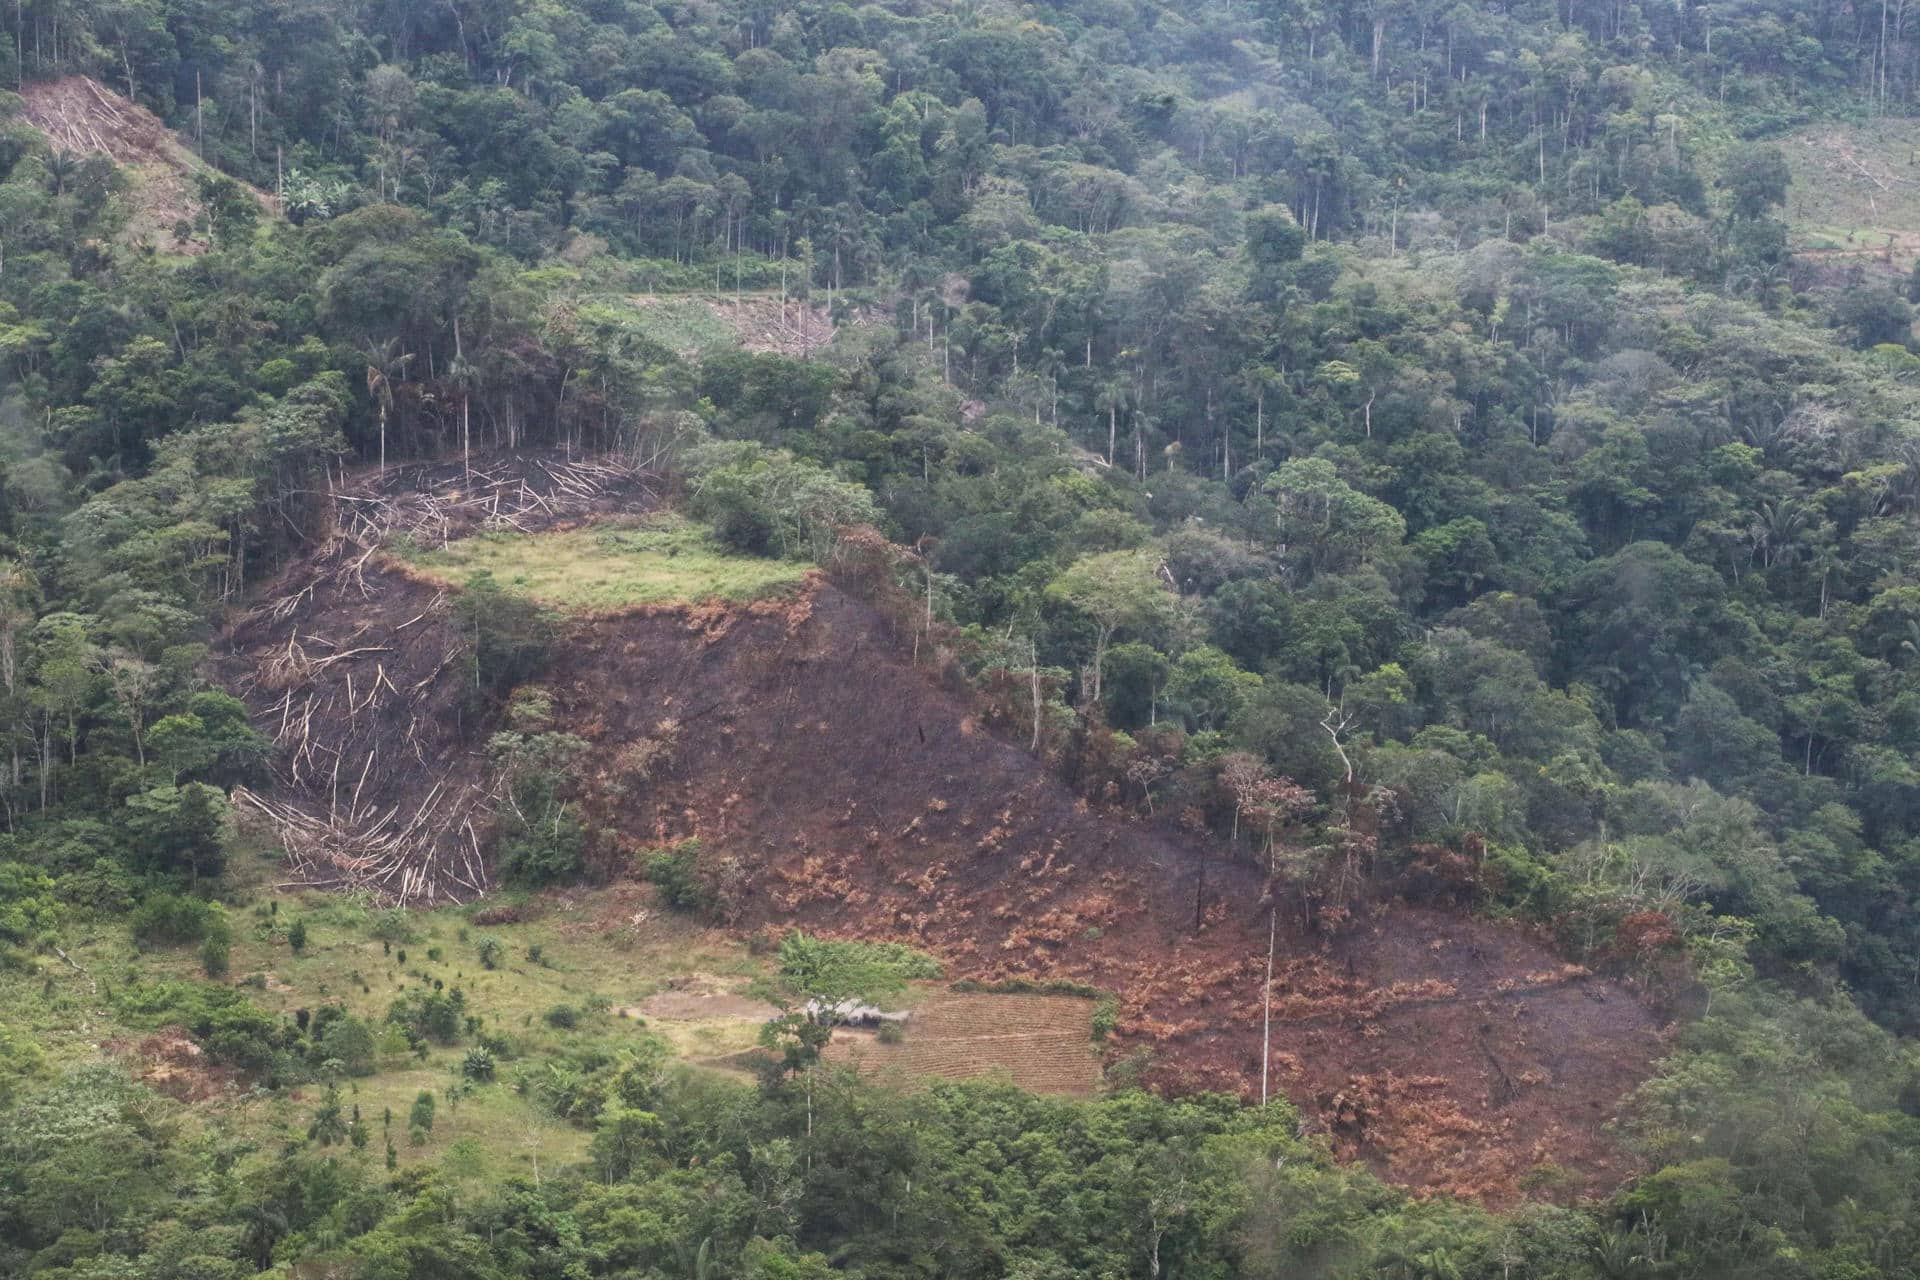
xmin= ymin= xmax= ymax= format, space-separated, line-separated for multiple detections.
xmin=826 ymin=992 xmax=1101 ymax=1096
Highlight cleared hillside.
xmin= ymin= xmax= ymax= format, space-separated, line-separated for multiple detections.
xmin=18 ymin=76 xmax=275 ymax=253
xmin=221 ymin=456 xmax=1666 ymax=1204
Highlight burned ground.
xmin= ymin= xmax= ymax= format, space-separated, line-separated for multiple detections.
xmin=218 ymin=455 xmax=657 ymax=902
xmin=534 ymin=587 xmax=1664 ymax=1202
xmin=219 ymin=458 xmax=1666 ymax=1202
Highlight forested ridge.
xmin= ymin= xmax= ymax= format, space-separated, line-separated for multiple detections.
xmin=6 ymin=0 xmax=1920 ymax=1276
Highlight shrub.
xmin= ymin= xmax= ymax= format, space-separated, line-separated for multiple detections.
xmin=476 ymin=937 xmax=503 ymax=969
xmin=645 ymin=839 xmax=713 ymax=914
xmin=318 ymin=1014 xmax=378 ymax=1076
xmin=1092 ymin=996 xmax=1120 ymax=1041
xmin=200 ymin=933 xmax=230 ymax=977
xmin=543 ymin=1003 xmax=578 ymax=1029
xmin=387 ymin=988 xmax=466 ymax=1045
xmin=130 ymin=893 xmax=225 ymax=947
xmin=876 ymin=1020 xmax=905 ymax=1045
xmin=683 ymin=439 xmax=880 ymax=562
xmin=369 ymin=909 xmax=416 ymax=944
xmin=288 ymin=919 xmax=308 ymax=953
xmin=409 ymin=1090 xmax=435 ymax=1132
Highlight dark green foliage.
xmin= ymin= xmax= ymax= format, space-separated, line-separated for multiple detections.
xmin=453 ymin=572 xmax=554 ymax=702
xmin=122 ymin=784 xmax=228 ymax=884
xmin=386 ymin=987 xmax=466 ymax=1046
xmin=199 ymin=931 xmax=229 ymax=977
xmin=7 ymin=0 xmax=1920 ymax=1270
xmin=130 ymin=892 xmax=227 ymax=948
xmin=643 ymin=839 xmax=713 ymax=914
xmin=489 ymin=732 xmax=588 ymax=886
xmin=311 ymin=1007 xmax=378 ymax=1077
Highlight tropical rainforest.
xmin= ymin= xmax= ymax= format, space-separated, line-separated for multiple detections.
xmin=7 ymin=0 xmax=1920 ymax=1276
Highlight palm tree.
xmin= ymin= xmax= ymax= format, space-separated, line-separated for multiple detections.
xmin=43 ymin=150 xmax=78 ymax=198
xmin=363 ymin=338 xmax=415 ymax=474
xmin=450 ymin=315 xmax=475 ymax=481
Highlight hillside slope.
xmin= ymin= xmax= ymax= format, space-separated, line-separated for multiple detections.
xmin=222 ymin=458 xmax=1664 ymax=1203
xmin=546 ymin=584 xmax=1662 ymax=1202
xmin=19 ymin=76 xmax=275 ymax=252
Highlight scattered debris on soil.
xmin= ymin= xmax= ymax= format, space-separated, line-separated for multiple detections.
xmin=625 ymin=292 xmax=859 ymax=358
xmin=535 ymin=585 xmax=1664 ymax=1203
xmin=220 ymin=454 xmax=1667 ymax=1202
xmin=19 ymin=75 xmax=277 ymax=254
xmin=221 ymin=454 xmax=657 ymax=903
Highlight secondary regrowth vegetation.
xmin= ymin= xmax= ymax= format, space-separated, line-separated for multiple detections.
xmin=398 ymin=516 xmax=811 ymax=610
xmin=7 ymin=2 xmax=1920 ymax=1277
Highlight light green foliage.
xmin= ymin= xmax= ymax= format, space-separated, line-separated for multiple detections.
xmin=644 ymin=839 xmax=715 ymax=914
xmin=404 ymin=517 xmax=809 ymax=610
xmin=0 ymin=863 xmax=58 ymax=949
xmin=774 ymin=932 xmax=942 ymax=1008
xmin=683 ymin=443 xmax=881 ymax=562
xmin=4 ymin=0 xmax=1920 ymax=1272
xmin=1047 ymin=549 xmax=1177 ymax=701
xmin=605 ymin=297 xmax=741 ymax=355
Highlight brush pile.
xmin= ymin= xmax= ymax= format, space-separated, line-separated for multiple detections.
xmin=223 ymin=453 xmax=655 ymax=903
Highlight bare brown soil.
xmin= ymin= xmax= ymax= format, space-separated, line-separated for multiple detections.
xmin=19 ymin=76 xmax=276 ymax=254
xmin=636 ymin=989 xmax=779 ymax=1021
xmin=107 ymin=1028 xmax=242 ymax=1102
xmin=826 ymin=992 xmax=1102 ymax=1096
xmin=535 ymin=589 xmax=1663 ymax=1202
xmin=220 ymin=456 xmax=1667 ymax=1202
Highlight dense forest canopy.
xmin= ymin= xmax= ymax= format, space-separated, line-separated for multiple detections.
xmin=7 ymin=0 xmax=1920 ymax=1276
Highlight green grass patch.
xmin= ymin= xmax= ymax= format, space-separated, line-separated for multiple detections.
xmin=597 ymin=297 xmax=742 ymax=354
xmin=399 ymin=516 xmax=807 ymax=611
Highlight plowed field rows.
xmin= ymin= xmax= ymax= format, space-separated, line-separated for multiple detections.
xmin=827 ymin=993 xmax=1100 ymax=1096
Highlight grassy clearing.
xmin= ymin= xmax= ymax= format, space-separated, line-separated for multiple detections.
xmin=398 ymin=515 xmax=807 ymax=611
xmin=4 ymin=861 xmax=776 ymax=1180
xmin=590 ymin=296 xmax=744 ymax=355
xmin=1781 ymin=120 xmax=1920 ymax=255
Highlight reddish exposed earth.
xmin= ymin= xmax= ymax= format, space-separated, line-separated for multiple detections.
xmin=544 ymin=588 xmax=1665 ymax=1203
xmin=223 ymin=458 xmax=1668 ymax=1203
